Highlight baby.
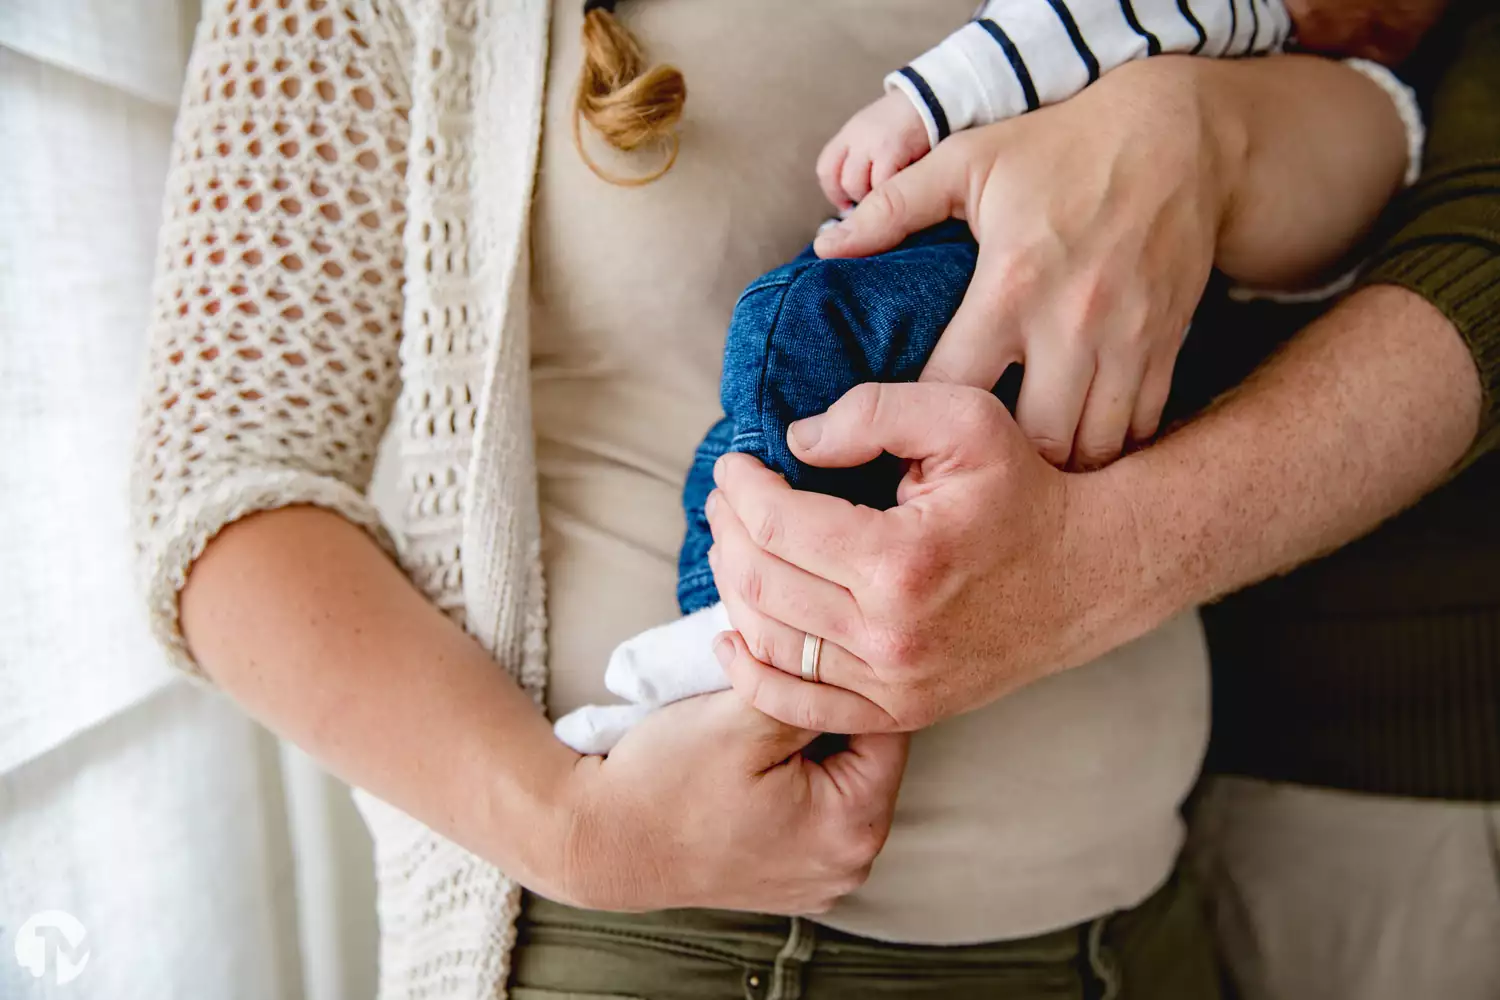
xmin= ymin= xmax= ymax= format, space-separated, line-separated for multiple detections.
xmin=555 ymin=0 xmax=1420 ymax=754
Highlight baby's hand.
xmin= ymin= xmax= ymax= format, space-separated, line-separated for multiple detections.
xmin=817 ymin=91 xmax=930 ymax=211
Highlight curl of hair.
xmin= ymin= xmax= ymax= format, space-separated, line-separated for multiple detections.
xmin=572 ymin=8 xmax=687 ymax=186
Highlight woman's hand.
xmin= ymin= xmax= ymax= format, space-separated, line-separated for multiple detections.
xmin=548 ymin=691 xmax=909 ymax=914
xmin=704 ymin=382 xmax=1163 ymax=734
xmin=815 ymin=59 xmax=1228 ymax=470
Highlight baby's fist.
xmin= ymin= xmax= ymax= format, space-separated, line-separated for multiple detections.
xmin=817 ymin=90 xmax=930 ymax=211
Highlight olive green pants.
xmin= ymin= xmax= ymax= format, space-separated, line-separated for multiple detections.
xmin=508 ymin=869 xmax=1220 ymax=1000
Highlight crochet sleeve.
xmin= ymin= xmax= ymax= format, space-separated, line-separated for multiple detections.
xmin=131 ymin=0 xmax=412 ymax=675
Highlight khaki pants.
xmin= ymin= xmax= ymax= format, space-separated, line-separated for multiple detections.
xmin=509 ymin=868 xmax=1220 ymax=1000
xmin=1189 ymin=776 xmax=1500 ymax=1000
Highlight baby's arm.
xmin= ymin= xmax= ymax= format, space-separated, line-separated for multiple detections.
xmin=820 ymin=0 xmax=1294 ymax=208
xmin=1214 ymin=57 xmax=1424 ymax=296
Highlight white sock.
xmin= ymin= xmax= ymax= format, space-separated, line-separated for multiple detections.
xmin=552 ymin=602 xmax=733 ymax=753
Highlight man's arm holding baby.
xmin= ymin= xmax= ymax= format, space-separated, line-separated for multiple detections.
xmin=819 ymin=53 xmax=1412 ymax=469
xmin=707 ymin=26 xmax=1499 ymax=731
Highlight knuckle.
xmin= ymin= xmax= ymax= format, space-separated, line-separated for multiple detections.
xmin=736 ymin=563 xmax=765 ymax=607
xmin=953 ymin=389 xmax=1006 ymax=440
xmin=799 ymin=700 xmax=838 ymax=734
xmin=845 ymin=825 xmax=883 ymax=865
xmin=1023 ymin=428 xmax=1071 ymax=464
xmin=989 ymin=253 xmax=1044 ymax=303
xmin=841 ymin=382 xmax=883 ymax=427
xmin=897 ymin=695 xmax=940 ymax=731
xmin=868 ymin=624 xmax=921 ymax=669
xmin=876 ymin=538 xmax=939 ymax=604
xmin=875 ymin=141 xmax=906 ymax=168
xmin=1120 ymin=310 xmax=1152 ymax=352
xmin=1075 ymin=442 xmax=1119 ymax=470
xmin=1069 ymin=273 xmax=1119 ymax=336
xmin=747 ymin=503 xmax=780 ymax=551
xmin=865 ymin=183 xmax=906 ymax=224
xmin=746 ymin=628 xmax=776 ymax=665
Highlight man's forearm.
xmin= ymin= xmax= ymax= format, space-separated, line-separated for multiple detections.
xmin=1114 ymin=284 xmax=1481 ymax=619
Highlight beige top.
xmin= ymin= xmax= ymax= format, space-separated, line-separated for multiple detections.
xmin=531 ymin=0 xmax=1210 ymax=944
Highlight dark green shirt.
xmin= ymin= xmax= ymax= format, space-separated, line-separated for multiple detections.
xmin=1202 ymin=7 xmax=1500 ymax=801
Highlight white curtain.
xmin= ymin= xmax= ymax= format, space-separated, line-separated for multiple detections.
xmin=0 ymin=2 xmax=378 ymax=997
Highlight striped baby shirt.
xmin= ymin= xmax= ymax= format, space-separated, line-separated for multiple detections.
xmin=890 ymin=0 xmax=1294 ymax=147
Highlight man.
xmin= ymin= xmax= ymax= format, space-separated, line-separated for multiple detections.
xmin=709 ymin=3 xmax=1498 ymax=997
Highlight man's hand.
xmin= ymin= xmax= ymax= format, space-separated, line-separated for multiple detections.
xmin=704 ymin=382 xmax=1161 ymax=733
xmin=706 ymin=287 xmax=1480 ymax=735
xmin=814 ymin=53 xmax=1409 ymax=470
xmin=813 ymin=61 xmax=1226 ymax=470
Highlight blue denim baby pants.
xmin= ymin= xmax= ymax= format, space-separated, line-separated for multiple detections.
xmin=678 ymin=220 xmax=991 ymax=614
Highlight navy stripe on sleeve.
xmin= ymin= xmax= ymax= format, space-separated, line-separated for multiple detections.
xmin=1119 ymin=0 xmax=1162 ymax=55
xmin=1044 ymin=0 xmax=1102 ymax=82
xmin=1245 ymin=0 xmax=1261 ymax=54
xmin=1175 ymin=0 xmax=1208 ymax=54
xmin=1221 ymin=0 xmax=1239 ymax=56
xmin=897 ymin=67 xmax=952 ymax=142
xmin=976 ymin=19 xmax=1041 ymax=111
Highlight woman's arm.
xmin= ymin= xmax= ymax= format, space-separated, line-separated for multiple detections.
xmin=182 ymin=506 xmax=909 ymax=912
xmin=180 ymin=507 xmax=576 ymax=888
xmin=132 ymin=0 xmax=573 ymax=883
xmin=138 ymin=1 xmax=906 ymax=913
xmin=132 ymin=0 xmax=413 ymax=671
xmin=814 ymin=52 xmax=1412 ymax=468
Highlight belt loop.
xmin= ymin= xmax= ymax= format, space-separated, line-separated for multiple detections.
xmin=1085 ymin=915 xmax=1121 ymax=1000
xmin=766 ymin=916 xmax=816 ymax=1000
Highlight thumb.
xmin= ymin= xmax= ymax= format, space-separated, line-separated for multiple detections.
xmin=813 ymin=149 xmax=963 ymax=260
xmin=787 ymin=382 xmax=1009 ymax=471
xmin=708 ymin=691 xmax=819 ymax=771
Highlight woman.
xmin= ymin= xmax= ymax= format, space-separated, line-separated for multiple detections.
xmin=131 ymin=2 xmax=1413 ymax=997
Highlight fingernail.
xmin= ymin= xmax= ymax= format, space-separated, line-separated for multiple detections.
xmin=705 ymin=490 xmax=719 ymax=518
xmin=789 ymin=416 xmax=823 ymax=450
xmin=713 ymin=454 xmax=727 ymax=485
xmin=713 ymin=634 xmax=734 ymax=667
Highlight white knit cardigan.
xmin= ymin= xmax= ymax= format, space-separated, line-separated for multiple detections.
xmin=132 ymin=1 xmax=555 ymax=995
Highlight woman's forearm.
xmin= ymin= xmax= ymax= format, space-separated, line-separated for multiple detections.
xmin=179 ymin=506 xmax=578 ymax=890
xmin=1184 ymin=53 xmax=1411 ymax=289
xmin=1114 ymin=284 xmax=1481 ymax=621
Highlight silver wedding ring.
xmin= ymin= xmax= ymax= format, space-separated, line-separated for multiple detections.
xmin=801 ymin=632 xmax=824 ymax=684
